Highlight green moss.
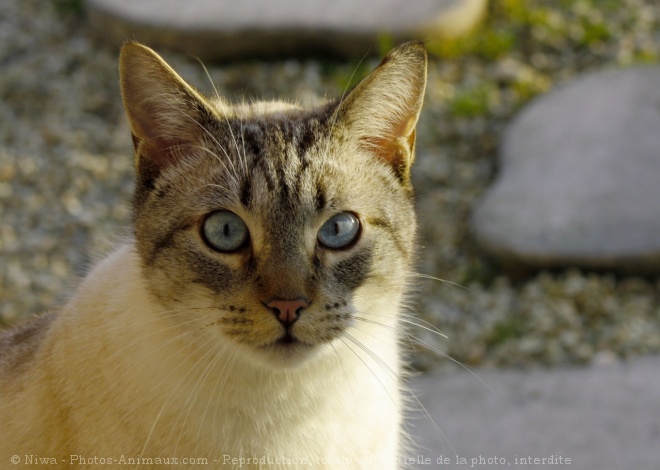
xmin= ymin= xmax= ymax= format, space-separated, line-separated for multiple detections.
xmin=488 ymin=316 xmax=527 ymax=347
xmin=448 ymin=84 xmax=497 ymax=118
xmin=331 ymin=62 xmax=372 ymax=93
xmin=501 ymin=0 xmax=528 ymax=23
xmin=581 ymin=21 xmax=611 ymax=45
xmin=427 ymin=28 xmax=515 ymax=61
xmin=476 ymin=28 xmax=517 ymax=60
xmin=317 ymin=59 xmax=372 ymax=95
xmin=512 ymin=76 xmax=548 ymax=102
xmin=459 ymin=258 xmax=501 ymax=287
xmin=634 ymin=49 xmax=659 ymax=63
xmin=428 ymin=0 xmax=622 ymax=62
xmin=53 ymin=0 xmax=85 ymax=15
xmin=376 ymin=33 xmax=395 ymax=59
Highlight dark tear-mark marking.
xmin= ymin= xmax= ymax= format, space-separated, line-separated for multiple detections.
xmin=332 ymin=246 xmax=373 ymax=291
xmin=244 ymin=254 xmax=258 ymax=279
xmin=145 ymin=220 xmax=195 ymax=267
xmin=189 ymin=252 xmax=235 ymax=294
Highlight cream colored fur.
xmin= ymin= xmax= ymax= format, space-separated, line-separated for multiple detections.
xmin=0 ymin=41 xmax=427 ymax=469
xmin=1 ymin=245 xmax=402 ymax=468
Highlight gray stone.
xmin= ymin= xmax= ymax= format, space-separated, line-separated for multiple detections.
xmin=85 ymin=0 xmax=486 ymax=59
xmin=471 ymin=67 xmax=660 ymax=274
xmin=407 ymin=356 xmax=660 ymax=469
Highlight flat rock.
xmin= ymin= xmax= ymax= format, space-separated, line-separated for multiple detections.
xmin=471 ymin=67 xmax=660 ymax=274
xmin=85 ymin=0 xmax=486 ymax=59
xmin=407 ymin=356 xmax=660 ymax=469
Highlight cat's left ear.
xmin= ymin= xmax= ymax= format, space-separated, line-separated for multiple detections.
xmin=119 ymin=42 xmax=218 ymax=184
xmin=336 ymin=42 xmax=427 ymax=183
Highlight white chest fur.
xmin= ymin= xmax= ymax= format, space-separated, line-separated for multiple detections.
xmin=1 ymin=245 xmax=403 ymax=469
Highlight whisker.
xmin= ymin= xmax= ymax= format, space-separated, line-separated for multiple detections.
xmin=201 ymin=344 xmax=239 ymax=445
xmin=141 ymin=330 xmax=219 ymax=455
xmin=411 ymin=272 xmax=470 ymax=291
xmin=66 ymin=306 xmax=218 ymax=347
xmin=190 ymin=182 xmax=231 ymax=195
xmin=353 ymin=314 xmax=428 ymax=358
xmin=352 ymin=310 xmax=471 ymax=457
xmin=172 ymin=337 xmax=227 ymax=455
xmin=319 ymin=51 xmax=370 ymax=176
xmin=404 ymin=387 xmax=457 ymax=458
xmin=339 ymin=336 xmax=400 ymax=413
xmin=406 ymin=336 xmax=492 ymax=395
xmin=359 ymin=311 xmax=448 ymax=339
xmin=188 ymin=144 xmax=236 ymax=186
xmin=195 ymin=56 xmax=222 ymax=103
xmin=342 ymin=332 xmax=398 ymax=389
xmin=355 ymin=310 xmax=491 ymax=393
xmin=329 ymin=341 xmax=357 ymax=403
xmin=239 ymin=118 xmax=249 ymax=177
xmin=171 ymin=107 xmax=241 ymax=186
xmin=190 ymin=62 xmax=246 ymax=187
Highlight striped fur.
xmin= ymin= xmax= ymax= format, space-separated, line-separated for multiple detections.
xmin=0 ymin=42 xmax=427 ymax=468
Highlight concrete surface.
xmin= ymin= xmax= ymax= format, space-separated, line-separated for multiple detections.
xmin=406 ymin=355 xmax=660 ymax=469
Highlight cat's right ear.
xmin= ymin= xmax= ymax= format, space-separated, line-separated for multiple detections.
xmin=119 ymin=42 xmax=216 ymax=184
xmin=335 ymin=42 xmax=427 ymax=185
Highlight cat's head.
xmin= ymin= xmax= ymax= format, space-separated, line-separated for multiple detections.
xmin=119 ymin=42 xmax=426 ymax=368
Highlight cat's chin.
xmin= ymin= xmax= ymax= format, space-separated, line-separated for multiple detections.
xmin=246 ymin=336 xmax=322 ymax=369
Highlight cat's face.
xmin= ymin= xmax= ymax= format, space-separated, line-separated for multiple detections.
xmin=119 ymin=42 xmax=426 ymax=368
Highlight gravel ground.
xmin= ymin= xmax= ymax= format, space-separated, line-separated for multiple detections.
xmin=1 ymin=0 xmax=660 ymax=369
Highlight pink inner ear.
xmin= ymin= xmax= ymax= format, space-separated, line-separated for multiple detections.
xmin=129 ymin=99 xmax=172 ymax=143
xmin=362 ymin=136 xmax=400 ymax=163
xmin=360 ymin=135 xmax=412 ymax=182
xmin=360 ymin=112 xmax=417 ymax=171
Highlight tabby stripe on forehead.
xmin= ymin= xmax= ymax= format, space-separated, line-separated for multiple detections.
xmin=263 ymin=125 xmax=294 ymax=207
xmin=243 ymin=126 xmax=263 ymax=159
xmin=254 ymin=154 xmax=276 ymax=192
xmin=275 ymin=163 xmax=291 ymax=205
xmin=291 ymin=159 xmax=308 ymax=197
xmin=315 ymin=186 xmax=326 ymax=211
xmin=294 ymin=120 xmax=317 ymax=160
xmin=239 ymin=177 xmax=252 ymax=208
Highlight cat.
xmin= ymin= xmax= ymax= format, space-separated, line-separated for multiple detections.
xmin=0 ymin=40 xmax=427 ymax=469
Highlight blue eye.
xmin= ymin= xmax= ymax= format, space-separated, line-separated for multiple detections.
xmin=202 ymin=211 xmax=249 ymax=252
xmin=318 ymin=212 xmax=360 ymax=249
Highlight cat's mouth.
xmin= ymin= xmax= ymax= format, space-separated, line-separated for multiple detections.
xmin=276 ymin=332 xmax=298 ymax=345
xmin=261 ymin=332 xmax=313 ymax=352
xmin=249 ymin=331 xmax=323 ymax=368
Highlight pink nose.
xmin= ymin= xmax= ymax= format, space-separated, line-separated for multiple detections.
xmin=266 ymin=298 xmax=309 ymax=326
